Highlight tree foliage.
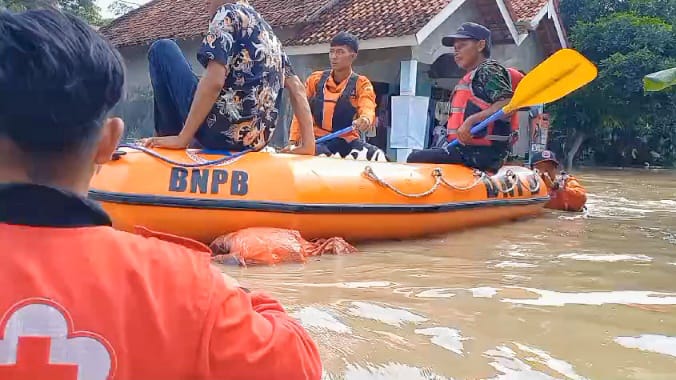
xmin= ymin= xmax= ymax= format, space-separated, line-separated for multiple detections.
xmin=107 ymin=0 xmax=137 ymax=17
xmin=0 ymin=0 xmax=103 ymax=25
xmin=550 ymin=0 xmax=676 ymax=167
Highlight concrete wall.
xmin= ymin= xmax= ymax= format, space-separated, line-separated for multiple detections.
xmin=411 ymin=2 xmax=481 ymax=65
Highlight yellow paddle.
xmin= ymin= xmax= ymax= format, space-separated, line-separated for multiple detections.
xmin=449 ymin=48 xmax=598 ymax=147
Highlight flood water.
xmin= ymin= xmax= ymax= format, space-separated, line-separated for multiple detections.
xmin=220 ymin=168 xmax=676 ymax=380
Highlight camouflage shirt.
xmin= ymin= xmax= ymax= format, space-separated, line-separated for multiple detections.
xmin=454 ymin=59 xmax=514 ymax=171
xmin=470 ymin=59 xmax=513 ymax=104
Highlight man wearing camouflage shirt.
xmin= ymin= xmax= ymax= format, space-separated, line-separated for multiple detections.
xmin=407 ymin=22 xmax=521 ymax=173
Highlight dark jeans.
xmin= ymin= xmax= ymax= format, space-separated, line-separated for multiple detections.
xmin=406 ymin=145 xmax=507 ymax=173
xmin=148 ymin=39 xmax=200 ymax=139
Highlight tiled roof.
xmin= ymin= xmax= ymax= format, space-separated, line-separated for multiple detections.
xmin=100 ymin=0 xmax=551 ymax=48
xmin=99 ymin=0 xmax=338 ymax=47
xmin=287 ymin=0 xmax=450 ymax=46
xmin=509 ymin=0 xmax=548 ymax=21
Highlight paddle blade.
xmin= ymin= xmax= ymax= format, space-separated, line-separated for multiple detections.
xmin=504 ymin=49 xmax=598 ymax=113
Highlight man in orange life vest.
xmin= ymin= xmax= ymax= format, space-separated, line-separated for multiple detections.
xmin=407 ymin=22 xmax=523 ymax=173
xmin=531 ymin=150 xmax=588 ymax=212
xmin=0 ymin=8 xmax=321 ymax=380
xmin=286 ymin=32 xmax=386 ymax=161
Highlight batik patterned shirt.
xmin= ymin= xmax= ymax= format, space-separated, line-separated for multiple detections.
xmin=196 ymin=0 xmax=293 ymax=150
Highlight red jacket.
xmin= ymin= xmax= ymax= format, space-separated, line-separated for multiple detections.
xmin=0 ymin=183 xmax=322 ymax=380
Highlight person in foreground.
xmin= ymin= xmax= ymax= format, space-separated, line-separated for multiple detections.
xmin=286 ymin=32 xmax=386 ymax=161
xmin=531 ymin=150 xmax=587 ymax=212
xmin=142 ymin=0 xmax=315 ymax=155
xmin=406 ymin=22 xmax=523 ymax=173
xmin=0 ymin=8 xmax=321 ymax=380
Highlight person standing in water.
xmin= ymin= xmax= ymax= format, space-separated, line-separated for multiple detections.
xmin=0 ymin=7 xmax=322 ymax=379
xmin=531 ymin=150 xmax=588 ymax=212
xmin=287 ymin=32 xmax=386 ymax=161
xmin=407 ymin=22 xmax=523 ymax=173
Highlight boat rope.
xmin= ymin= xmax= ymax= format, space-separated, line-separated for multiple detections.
xmin=185 ymin=149 xmax=247 ymax=167
xmin=363 ymin=166 xmax=529 ymax=198
xmin=363 ymin=166 xmax=444 ymax=198
xmin=117 ymin=143 xmax=253 ymax=168
xmin=439 ymin=169 xmax=487 ymax=191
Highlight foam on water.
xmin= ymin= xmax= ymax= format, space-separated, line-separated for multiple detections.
xmin=484 ymin=344 xmax=588 ymax=380
xmin=495 ymin=261 xmax=537 ymax=269
xmin=514 ymin=343 xmax=588 ymax=380
xmin=502 ymin=288 xmax=676 ymax=306
xmin=347 ymin=302 xmax=428 ymax=327
xmin=291 ymin=307 xmax=352 ymax=334
xmin=293 ymin=281 xmax=393 ymax=289
xmin=415 ymin=288 xmax=457 ymax=298
xmin=484 ymin=345 xmax=556 ymax=380
xmin=470 ymin=287 xmax=499 ymax=298
xmin=557 ymin=253 xmax=653 ymax=263
xmin=332 ymin=362 xmax=450 ymax=380
xmin=614 ymin=334 xmax=676 ymax=358
xmin=414 ymin=327 xmax=468 ymax=355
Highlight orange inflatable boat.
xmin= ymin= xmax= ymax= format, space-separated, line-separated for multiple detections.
xmin=88 ymin=147 xmax=549 ymax=243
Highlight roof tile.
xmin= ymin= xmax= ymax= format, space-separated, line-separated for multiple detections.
xmin=100 ymin=0 xmax=549 ymax=48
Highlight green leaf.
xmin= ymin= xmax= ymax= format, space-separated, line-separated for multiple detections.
xmin=643 ymin=67 xmax=676 ymax=92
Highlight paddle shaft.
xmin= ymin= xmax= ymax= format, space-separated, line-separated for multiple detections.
xmin=447 ymin=109 xmax=506 ymax=148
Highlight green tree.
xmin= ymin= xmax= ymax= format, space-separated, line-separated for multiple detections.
xmin=107 ymin=0 xmax=137 ymax=17
xmin=550 ymin=0 xmax=676 ymax=168
xmin=0 ymin=0 xmax=103 ymax=25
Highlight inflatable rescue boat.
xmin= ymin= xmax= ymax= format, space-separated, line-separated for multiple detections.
xmin=88 ymin=147 xmax=549 ymax=243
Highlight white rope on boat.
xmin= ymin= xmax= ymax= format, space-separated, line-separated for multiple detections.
xmin=363 ymin=166 xmax=538 ymax=198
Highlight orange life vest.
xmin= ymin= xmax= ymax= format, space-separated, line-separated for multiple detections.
xmin=0 ymin=184 xmax=322 ymax=380
xmin=545 ymin=173 xmax=587 ymax=212
xmin=447 ymin=67 xmax=524 ymax=146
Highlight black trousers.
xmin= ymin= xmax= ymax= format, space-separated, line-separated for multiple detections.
xmin=406 ymin=145 xmax=508 ymax=173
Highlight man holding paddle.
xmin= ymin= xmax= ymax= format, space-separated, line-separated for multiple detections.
xmin=407 ymin=22 xmax=523 ymax=173
xmin=285 ymin=32 xmax=387 ymax=161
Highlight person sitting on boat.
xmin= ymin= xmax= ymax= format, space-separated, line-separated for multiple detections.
xmin=0 ymin=7 xmax=322 ymax=379
xmin=286 ymin=32 xmax=387 ymax=161
xmin=141 ymin=0 xmax=316 ymax=155
xmin=406 ymin=22 xmax=524 ymax=173
xmin=531 ymin=150 xmax=588 ymax=212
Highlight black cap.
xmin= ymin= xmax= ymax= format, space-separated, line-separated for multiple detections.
xmin=442 ymin=22 xmax=491 ymax=47
xmin=531 ymin=150 xmax=560 ymax=167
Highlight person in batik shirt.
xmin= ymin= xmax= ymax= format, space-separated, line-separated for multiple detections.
xmin=142 ymin=0 xmax=315 ymax=154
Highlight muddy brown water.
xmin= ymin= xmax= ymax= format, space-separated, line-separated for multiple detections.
xmin=218 ymin=168 xmax=676 ymax=380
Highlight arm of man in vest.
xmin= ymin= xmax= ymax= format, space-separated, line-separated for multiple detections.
xmin=288 ymin=73 xmax=320 ymax=147
xmin=351 ymin=76 xmax=377 ymax=133
xmin=282 ymin=56 xmax=315 ymax=155
xmin=457 ymin=62 xmax=514 ymax=145
xmin=202 ymin=264 xmax=322 ymax=379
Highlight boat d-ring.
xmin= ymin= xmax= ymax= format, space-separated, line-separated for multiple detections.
xmin=111 ymin=150 xmax=127 ymax=161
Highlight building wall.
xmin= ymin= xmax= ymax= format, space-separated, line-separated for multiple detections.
xmin=411 ymin=1 xmax=481 ymax=65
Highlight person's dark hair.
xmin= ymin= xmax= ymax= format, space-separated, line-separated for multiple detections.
xmin=481 ymin=41 xmax=491 ymax=58
xmin=0 ymin=8 xmax=125 ymax=177
xmin=330 ymin=31 xmax=359 ymax=53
